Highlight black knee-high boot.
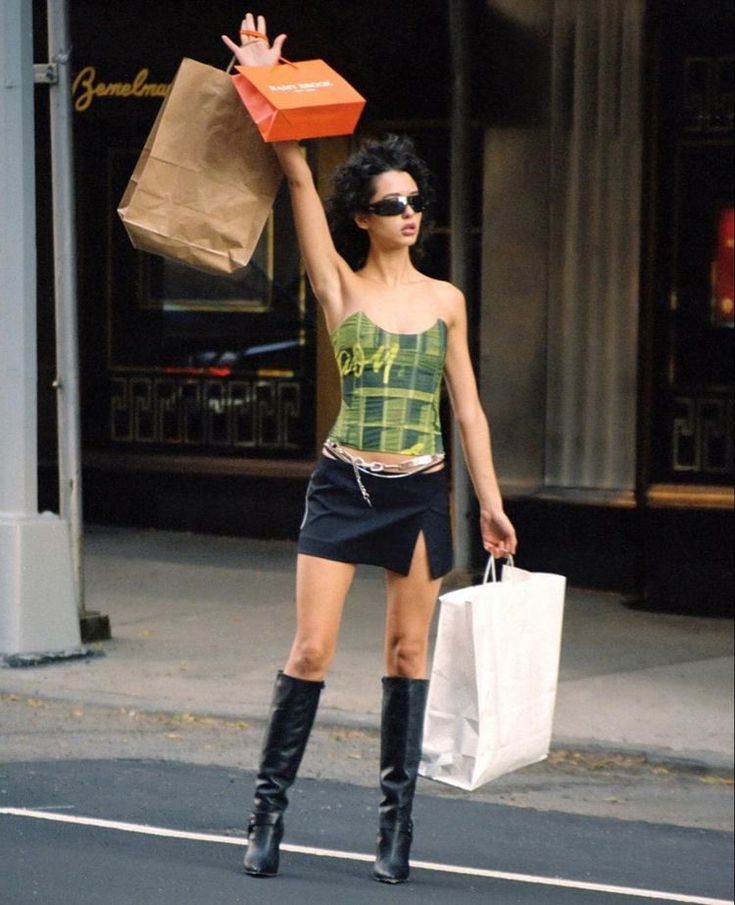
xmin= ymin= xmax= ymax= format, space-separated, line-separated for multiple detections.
xmin=373 ymin=676 xmax=429 ymax=884
xmin=243 ymin=671 xmax=323 ymax=877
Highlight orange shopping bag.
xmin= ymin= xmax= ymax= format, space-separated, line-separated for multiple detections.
xmin=232 ymin=59 xmax=365 ymax=142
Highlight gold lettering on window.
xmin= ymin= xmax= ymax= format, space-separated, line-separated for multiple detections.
xmin=72 ymin=66 xmax=170 ymax=113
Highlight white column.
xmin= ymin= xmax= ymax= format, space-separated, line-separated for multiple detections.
xmin=0 ymin=0 xmax=81 ymax=657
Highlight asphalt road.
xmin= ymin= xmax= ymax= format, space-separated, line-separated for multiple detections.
xmin=1 ymin=694 xmax=732 ymax=904
xmin=2 ymin=759 xmax=733 ymax=905
xmin=2 ymin=693 xmax=733 ymax=831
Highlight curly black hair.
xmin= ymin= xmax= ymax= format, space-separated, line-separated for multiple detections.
xmin=325 ymin=134 xmax=436 ymax=271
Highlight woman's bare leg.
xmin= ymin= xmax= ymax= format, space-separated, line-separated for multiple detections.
xmin=383 ymin=532 xmax=442 ymax=677
xmin=284 ymin=553 xmax=356 ymax=681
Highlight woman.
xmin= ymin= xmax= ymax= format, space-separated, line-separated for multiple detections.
xmin=223 ymin=14 xmax=517 ymax=885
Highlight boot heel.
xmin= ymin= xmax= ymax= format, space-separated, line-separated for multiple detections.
xmin=243 ymin=813 xmax=283 ymax=877
xmin=373 ymin=818 xmax=413 ymax=883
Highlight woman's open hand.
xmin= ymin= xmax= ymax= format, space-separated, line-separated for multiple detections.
xmin=221 ymin=12 xmax=287 ymax=68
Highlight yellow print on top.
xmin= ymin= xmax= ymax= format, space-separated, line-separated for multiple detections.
xmin=336 ymin=342 xmax=400 ymax=385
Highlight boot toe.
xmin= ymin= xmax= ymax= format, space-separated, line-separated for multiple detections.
xmin=373 ymin=821 xmax=413 ymax=883
xmin=243 ymin=815 xmax=283 ymax=877
xmin=373 ymin=866 xmax=409 ymax=884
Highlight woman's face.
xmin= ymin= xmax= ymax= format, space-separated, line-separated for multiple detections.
xmin=357 ymin=170 xmax=422 ymax=250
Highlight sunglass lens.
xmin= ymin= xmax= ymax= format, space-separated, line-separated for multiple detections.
xmin=407 ymin=193 xmax=423 ymax=213
xmin=383 ymin=199 xmax=406 ymax=215
xmin=369 ymin=194 xmax=424 ymax=216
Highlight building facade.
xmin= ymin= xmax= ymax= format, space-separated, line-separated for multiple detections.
xmin=32 ymin=0 xmax=733 ymax=610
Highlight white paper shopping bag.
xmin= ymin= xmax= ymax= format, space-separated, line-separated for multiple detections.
xmin=419 ymin=559 xmax=566 ymax=790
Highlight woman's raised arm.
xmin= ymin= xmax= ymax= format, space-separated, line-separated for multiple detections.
xmin=222 ymin=14 xmax=349 ymax=316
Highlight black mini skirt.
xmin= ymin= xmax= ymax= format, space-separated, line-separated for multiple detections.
xmin=297 ymin=454 xmax=453 ymax=579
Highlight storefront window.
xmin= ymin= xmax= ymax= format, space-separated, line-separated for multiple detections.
xmin=651 ymin=19 xmax=734 ymax=484
xmin=91 ymin=150 xmax=313 ymax=457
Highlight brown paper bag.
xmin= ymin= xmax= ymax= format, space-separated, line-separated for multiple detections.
xmin=118 ymin=58 xmax=282 ymax=275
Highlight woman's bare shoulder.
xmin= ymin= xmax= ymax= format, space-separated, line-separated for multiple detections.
xmin=429 ymin=278 xmax=463 ymax=297
xmin=423 ymin=278 xmax=465 ymax=323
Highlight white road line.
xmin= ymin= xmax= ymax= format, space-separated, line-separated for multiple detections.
xmin=1 ymin=808 xmax=731 ymax=905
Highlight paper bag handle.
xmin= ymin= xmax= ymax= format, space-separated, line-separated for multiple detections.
xmin=483 ymin=554 xmax=515 ymax=584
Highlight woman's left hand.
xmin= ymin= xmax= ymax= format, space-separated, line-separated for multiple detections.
xmin=480 ymin=508 xmax=517 ymax=558
xmin=221 ymin=12 xmax=287 ymax=68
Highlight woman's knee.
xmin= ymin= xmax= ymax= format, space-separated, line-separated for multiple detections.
xmin=385 ymin=636 xmax=428 ymax=677
xmin=286 ymin=637 xmax=335 ymax=679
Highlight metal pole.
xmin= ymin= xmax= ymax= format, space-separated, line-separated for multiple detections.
xmin=46 ymin=0 xmax=86 ymax=615
xmin=448 ymin=0 xmax=474 ymax=573
xmin=1 ymin=0 xmax=81 ymax=660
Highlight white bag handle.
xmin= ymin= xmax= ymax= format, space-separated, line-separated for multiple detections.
xmin=482 ymin=554 xmax=515 ymax=584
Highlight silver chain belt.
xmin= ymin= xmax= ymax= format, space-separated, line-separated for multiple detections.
xmin=323 ymin=438 xmax=445 ymax=507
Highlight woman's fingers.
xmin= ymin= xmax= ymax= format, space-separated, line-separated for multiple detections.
xmin=271 ymin=33 xmax=287 ymax=58
xmin=493 ymin=533 xmax=517 ymax=556
xmin=222 ymin=14 xmax=285 ymax=68
xmin=240 ymin=12 xmax=268 ymax=40
xmin=221 ymin=34 xmax=239 ymax=54
xmin=481 ymin=513 xmax=518 ymax=557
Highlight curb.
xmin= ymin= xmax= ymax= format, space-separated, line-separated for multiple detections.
xmin=2 ymin=688 xmax=732 ymax=777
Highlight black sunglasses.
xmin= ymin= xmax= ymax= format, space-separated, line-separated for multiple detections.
xmin=366 ymin=193 xmax=425 ymax=216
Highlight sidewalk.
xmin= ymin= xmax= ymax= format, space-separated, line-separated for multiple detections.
xmin=2 ymin=525 xmax=733 ymax=772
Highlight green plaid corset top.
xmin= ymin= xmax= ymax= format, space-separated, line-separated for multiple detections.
xmin=329 ymin=310 xmax=447 ymax=455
